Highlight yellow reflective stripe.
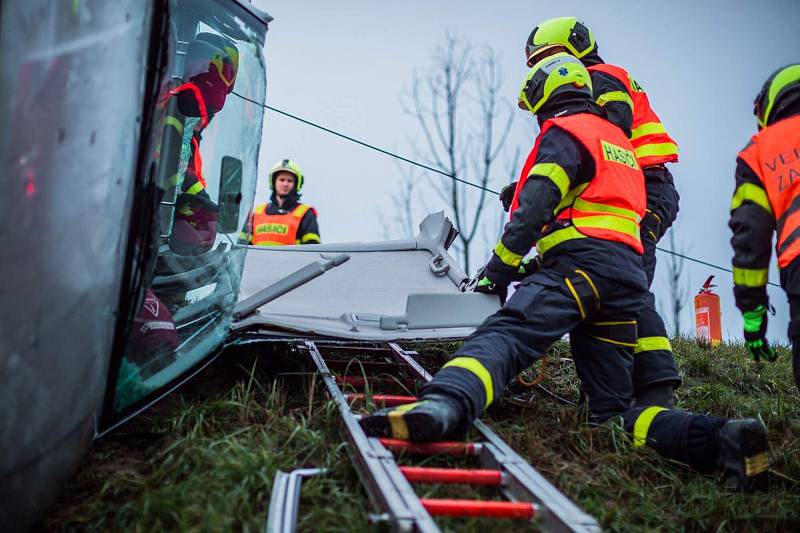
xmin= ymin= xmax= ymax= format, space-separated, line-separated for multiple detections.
xmin=634 ymin=142 xmax=679 ymax=159
xmin=537 ymin=226 xmax=587 ymax=255
xmin=443 ymin=357 xmax=494 ymax=408
xmin=388 ymin=411 xmax=410 ymax=440
xmin=530 ymin=163 xmax=570 ymax=198
xmin=494 ymin=241 xmax=524 ymax=268
xmin=733 ymin=266 xmax=769 ymax=288
xmin=573 ymin=197 xmax=642 ymax=223
xmin=634 ymin=336 xmax=672 ymax=354
xmin=165 ymin=115 xmax=184 ymax=136
xmin=253 ymin=241 xmax=285 ymax=246
xmin=564 ymin=277 xmax=586 ymax=319
xmin=633 ymin=406 xmax=667 ymax=447
xmin=573 ymin=215 xmax=640 ymax=238
xmin=300 ymin=232 xmax=321 ymax=243
xmin=554 ymin=183 xmax=589 ymax=215
xmin=186 ymin=181 xmax=204 ymax=195
xmin=631 ymin=121 xmax=666 ymax=140
xmin=574 ymin=269 xmax=600 ymax=300
xmin=596 ymin=90 xmax=634 ymax=110
xmin=590 ymin=335 xmax=637 ymax=347
xmin=254 ymin=203 xmax=266 ymax=214
xmin=745 ymin=452 xmax=769 ymax=476
xmin=293 ymin=204 xmax=311 ymax=219
xmin=537 ymin=215 xmax=640 ymax=256
xmin=730 ymin=183 xmax=773 ymax=215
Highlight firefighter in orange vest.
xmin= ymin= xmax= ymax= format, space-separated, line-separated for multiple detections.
xmin=503 ymin=17 xmax=681 ymax=409
xmin=361 ymin=55 xmax=770 ymax=490
xmin=247 ymin=159 xmax=320 ymax=246
xmin=730 ymin=64 xmax=800 ymax=390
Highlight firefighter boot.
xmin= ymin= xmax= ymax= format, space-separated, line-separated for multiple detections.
xmin=359 ymin=393 xmax=466 ymax=442
xmin=717 ymin=418 xmax=770 ymax=492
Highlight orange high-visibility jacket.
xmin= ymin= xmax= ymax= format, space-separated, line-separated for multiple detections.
xmin=251 ymin=203 xmax=315 ymax=246
xmin=588 ymin=63 xmax=678 ymax=168
xmin=511 ymin=113 xmax=646 ymax=255
xmin=738 ymin=115 xmax=800 ymax=268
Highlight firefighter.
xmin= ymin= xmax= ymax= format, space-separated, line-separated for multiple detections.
xmin=730 ymin=64 xmax=800 ymax=390
xmin=508 ymin=16 xmax=681 ymax=408
xmin=361 ymin=54 xmax=770 ymax=491
xmin=169 ymin=34 xmax=240 ymax=255
xmin=247 ymin=159 xmax=321 ymax=246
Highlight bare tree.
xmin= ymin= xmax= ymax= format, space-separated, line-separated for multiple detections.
xmin=401 ymin=32 xmax=515 ymax=273
xmin=665 ymin=230 xmax=690 ymax=334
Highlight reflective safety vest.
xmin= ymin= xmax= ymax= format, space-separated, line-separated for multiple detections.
xmin=587 ymin=63 xmax=679 ymax=168
xmin=511 ymin=113 xmax=646 ymax=256
xmin=251 ymin=203 xmax=314 ymax=246
xmin=737 ymin=115 xmax=800 ymax=268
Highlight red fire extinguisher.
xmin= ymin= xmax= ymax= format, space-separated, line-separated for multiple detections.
xmin=695 ymin=275 xmax=722 ymax=345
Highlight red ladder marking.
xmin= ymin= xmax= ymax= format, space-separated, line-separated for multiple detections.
xmin=399 ymin=466 xmax=503 ymax=485
xmin=421 ymin=498 xmax=536 ymax=519
xmin=345 ymin=393 xmax=417 ymax=406
xmin=378 ymin=438 xmax=482 ymax=456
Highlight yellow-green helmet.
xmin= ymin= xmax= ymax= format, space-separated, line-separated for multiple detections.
xmin=269 ymin=159 xmax=304 ymax=191
xmin=754 ymin=64 xmax=800 ymax=129
xmin=525 ymin=17 xmax=596 ymax=66
xmin=518 ymin=53 xmax=592 ymax=114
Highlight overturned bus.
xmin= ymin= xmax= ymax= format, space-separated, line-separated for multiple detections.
xmin=0 ymin=1 xmax=270 ymax=529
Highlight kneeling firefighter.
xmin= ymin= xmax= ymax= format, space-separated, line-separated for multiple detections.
xmin=247 ymin=159 xmax=320 ymax=246
xmin=360 ymin=54 xmax=770 ymax=491
xmin=508 ymin=16 xmax=681 ymax=408
xmin=730 ymin=64 xmax=800 ymax=390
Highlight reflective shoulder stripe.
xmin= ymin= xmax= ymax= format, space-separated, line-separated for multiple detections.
xmin=631 ymin=121 xmax=667 ymax=140
xmin=596 ymin=90 xmax=634 ymax=110
xmin=730 ymin=183 xmax=773 ymax=215
xmin=494 ymin=241 xmax=524 ymax=268
xmin=634 ymin=336 xmax=672 ymax=354
xmin=634 ymin=142 xmax=679 ymax=159
xmin=185 ymin=180 xmax=204 ymax=196
xmin=530 ymin=163 xmax=570 ymax=198
xmin=573 ymin=197 xmax=642 ymax=223
xmin=536 ymin=226 xmax=588 ymax=255
xmin=300 ymin=232 xmax=321 ymax=244
xmin=165 ymin=115 xmax=184 ymax=136
xmin=733 ymin=266 xmax=769 ymax=288
xmin=254 ymin=203 xmax=266 ymax=214
xmin=633 ymin=406 xmax=667 ymax=447
xmin=442 ymin=357 xmax=494 ymax=409
xmin=292 ymin=204 xmax=311 ymax=219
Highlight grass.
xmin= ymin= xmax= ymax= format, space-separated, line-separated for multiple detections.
xmin=41 ymin=338 xmax=800 ymax=532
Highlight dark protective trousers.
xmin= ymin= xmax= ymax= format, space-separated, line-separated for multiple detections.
xmin=422 ymin=262 xmax=725 ymax=469
xmin=633 ymin=171 xmax=682 ymax=398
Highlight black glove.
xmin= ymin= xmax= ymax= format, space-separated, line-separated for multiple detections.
xmin=499 ymin=181 xmax=518 ymax=212
xmin=742 ymin=305 xmax=777 ymax=362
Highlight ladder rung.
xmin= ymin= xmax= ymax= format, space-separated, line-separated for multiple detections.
xmin=379 ymin=438 xmax=482 ymax=456
xmin=421 ymin=498 xmax=536 ymax=519
xmin=346 ymin=393 xmax=417 ymax=406
xmin=400 ymin=466 xmax=503 ymax=485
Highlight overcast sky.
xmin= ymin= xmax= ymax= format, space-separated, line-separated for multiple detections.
xmin=250 ymin=0 xmax=799 ymax=342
